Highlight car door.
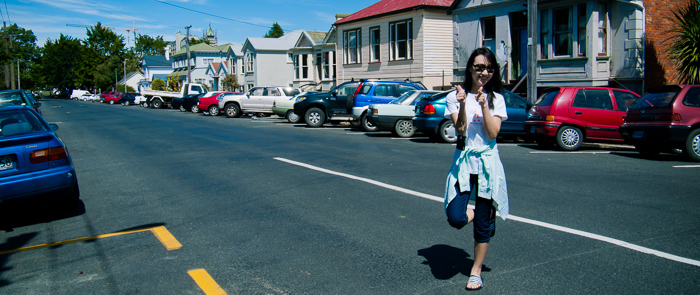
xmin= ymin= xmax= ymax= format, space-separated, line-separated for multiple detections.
xmin=569 ymin=88 xmax=621 ymax=140
xmin=242 ymin=87 xmax=264 ymax=110
xmin=262 ymin=87 xmax=281 ymax=110
xmin=502 ymin=91 xmax=531 ymax=134
xmin=329 ymin=82 xmax=360 ymax=115
xmin=612 ymin=90 xmax=640 ymax=126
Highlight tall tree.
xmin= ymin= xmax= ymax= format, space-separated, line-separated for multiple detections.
xmin=0 ymin=24 xmax=41 ymax=90
xmin=221 ymin=74 xmax=241 ymax=91
xmin=135 ymin=34 xmax=168 ymax=56
xmin=85 ymin=23 xmax=126 ymax=91
xmin=264 ymin=23 xmax=284 ymax=38
xmin=39 ymin=34 xmax=84 ymax=92
xmin=667 ymin=0 xmax=700 ymax=84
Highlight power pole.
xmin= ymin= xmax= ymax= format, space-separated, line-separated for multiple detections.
xmin=527 ymin=0 xmax=538 ymax=103
xmin=185 ymin=25 xmax=192 ymax=84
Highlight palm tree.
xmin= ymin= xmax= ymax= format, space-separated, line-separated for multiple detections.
xmin=666 ymin=0 xmax=700 ymax=84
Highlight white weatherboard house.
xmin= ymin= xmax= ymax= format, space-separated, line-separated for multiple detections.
xmin=140 ymin=55 xmax=173 ymax=91
xmin=169 ymin=42 xmax=233 ymax=90
xmin=224 ymin=44 xmax=245 ymax=92
xmin=448 ymin=0 xmax=645 ymax=94
xmin=334 ymin=0 xmax=455 ymax=90
xmin=289 ymin=29 xmax=337 ymax=92
xmin=241 ymin=30 xmax=303 ymax=90
xmin=118 ymin=71 xmax=145 ymax=92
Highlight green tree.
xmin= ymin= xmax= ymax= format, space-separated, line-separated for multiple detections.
xmin=167 ymin=73 xmax=180 ymax=92
xmin=151 ymin=78 xmax=166 ymax=90
xmin=135 ymin=34 xmax=168 ymax=56
xmin=0 ymin=24 xmax=42 ymax=90
xmin=221 ymin=74 xmax=241 ymax=91
xmin=667 ymin=0 xmax=700 ymax=84
xmin=39 ymin=34 xmax=84 ymax=93
xmin=85 ymin=23 xmax=126 ymax=91
xmin=188 ymin=38 xmax=205 ymax=46
xmin=264 ymin=23 xmax=284 ymax=38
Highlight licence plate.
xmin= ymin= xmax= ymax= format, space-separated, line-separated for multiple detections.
xmin=0 ymin=154 xmax=15 ymax=171
xmin=530 ymin=126 xmax=536 ymax=133
xmin=632 ymin=131 xmax=644 ymax=138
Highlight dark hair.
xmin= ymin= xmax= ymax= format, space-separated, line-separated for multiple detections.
xmin=462 ymin=47 xmax=503 ymax=108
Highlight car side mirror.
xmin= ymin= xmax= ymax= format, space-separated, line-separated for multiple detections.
xmin=331 ymin=89 xmax=338 ymax=97
xmin=49 ymin=123 xmax=59 ymax=131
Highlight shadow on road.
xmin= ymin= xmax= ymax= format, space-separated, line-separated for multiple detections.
xmin=418 ymin=244 xmax=490 ymax=280
xmin=0 ymin=200 xmax=86 ymax=233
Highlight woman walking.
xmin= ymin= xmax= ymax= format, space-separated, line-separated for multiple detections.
xmin=444 ymin=47 xmax=509 ymax=291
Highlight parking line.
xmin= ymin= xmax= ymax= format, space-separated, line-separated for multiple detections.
xmin=0 ymin=226 xmax=181 ymax=255
xmin=188 ymin=269 xmax=227 ymax=295
xmin=673 ymin=165 xmax=700 ymax=168
xmin=530 ymin=151 xmax=611 ymax=154
xmin=274 ymin=157 xmax=700 ymax=268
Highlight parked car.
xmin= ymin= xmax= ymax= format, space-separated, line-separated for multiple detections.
xmin=0 ymin=89 xmax=42 ymax=115
xmin=103 ymin=92 xmax=123 ymax=104
xmin=523 ymin=87 xmax=640 ymax=150
xmin=219 ymin=86 xmax=300 ymax=118
xmin=272 ymin=91 xmax=322 ymax=123
xmin=134 ymin=93 xmax=149 ymax=107
xmin=70 ymin=90 xmax=89 ymax=100
xmin=197 ymin=91 xmax=235 ymax=115
xmin=0 ymin=106 xmax=80 ymax=206
xmin=413 ymin=89 xmax=533 ymax=143
xmin=619 ymin=85 xmax=700 ymax=161
xmin=173 ymin=92 xmax=207 ymax=113
xmin=351 ymin=79 xmax=427 ymax=131
xmin=366 ymin=90 xmax=441 ymax=137
xmin=100 ymin=91 xmax=115 ymax=99
xmin=118 ymin=93 xmax=145 ymax=106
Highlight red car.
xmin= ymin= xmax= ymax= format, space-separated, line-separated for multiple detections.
xmin=524 ymin=87 xmax=640 ymax=150
xmin=103 ymin=92 xmax=123 ymax=104
xmin=100 ymin=91 xmax=115 ymax=99
xmin=619 ymin=85 xmax=700 ymax=161
xmin=197 ymin=92 xmax=240 ymax=115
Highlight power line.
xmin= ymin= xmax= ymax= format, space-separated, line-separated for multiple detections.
xmin=152 ymin=0 xmax=269 ymax=29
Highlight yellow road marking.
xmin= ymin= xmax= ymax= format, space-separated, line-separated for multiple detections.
xmin=188 ymin=269 xmax=227 ymax=295
xmin=0 ymin=226 xmax=181 ymax=255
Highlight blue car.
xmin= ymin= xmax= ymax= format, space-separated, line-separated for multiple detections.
xmin=0 ymin=106 xmax=79 ymax=206
xmin=413 ymin=89 xmax=532 ymax=143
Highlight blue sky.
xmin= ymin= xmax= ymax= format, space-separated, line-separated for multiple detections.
xmin=5 ymin=0 xmax=379 ymax=48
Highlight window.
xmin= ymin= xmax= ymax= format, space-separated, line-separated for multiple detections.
xmin=598 ymin=2 xmax=608 ymax=56
xmin=373 ymin=85 xmax=395 ymax=97
xmin=301 ymin=54 xmax=309 ymax=79
xmin=321 ymin=52 xmax=331 ymax=79
xmin=578 ymin=4 xmax=587 ymax=56
xmin=573 ymin=89 xmax=613 ymax=110
xmin=344 ymin=28 xmax=361 ymax=64
xmin=540 ymin=9 xmax=549 ymax=59
xmin=370 ymin=27 xmax=380 ymax=62
xmin=482 ymin=17 xmax=496 ymax=51
xmin=245 ymin=52 xmax=254 ymax=72
xmin=293 ymin=55 xmax=299 ymax=79
xmin=553 ymin=7 xmax=572 ymax=57
xmin=204 ymin=58 xmax=214 ymax=65
xmin=264 ymin=88 xmax=280 ymax=96
xmin=390 ymin=20 xmax=413 ymax=60
xmin=613 ymin=90 xmax=639 ymax=112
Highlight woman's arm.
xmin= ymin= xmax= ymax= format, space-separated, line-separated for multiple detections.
xmin=451 ymin=85 xmax=468 ymax=135
xmin=476 ymin=87 xmax=502 ymax=140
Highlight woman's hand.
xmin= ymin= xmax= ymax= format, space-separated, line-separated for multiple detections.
xmin=476 ymin=86 xmax=487 ymax=107
xmin=455 ymin=85 xmax=466 ymax=105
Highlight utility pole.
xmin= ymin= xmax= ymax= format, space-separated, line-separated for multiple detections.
xmin=2 ymin=22 xmax=8 ymax=89
xmin=527 ymin=0 xmax=538 ymax=103
xmin=123 ymin=59 xmax=126 ymax=91
xmin=17 ymin=60 xmax=20 ymax=89
xmin=185 ymin=25 xmax=192 ymax=84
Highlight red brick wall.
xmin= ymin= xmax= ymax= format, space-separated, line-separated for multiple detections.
xmin=644 ymin=0 xmax=687 ymax=89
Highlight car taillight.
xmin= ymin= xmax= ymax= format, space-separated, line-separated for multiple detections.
xmin=30 ymin=147 xmax=68 ymax=164
xmin=353 ymin=83 xmax=363 ymax=99
xmin=423 ymin=104 xmax=436 ymax=115
xmin=371 ymin=108 xmax=377 ymax=114
xmin=649 ymin=113 xmax=682 ymax=121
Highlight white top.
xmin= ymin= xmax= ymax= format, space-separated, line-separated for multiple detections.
xmin=444 ymin=91 xmax=508 ymax=174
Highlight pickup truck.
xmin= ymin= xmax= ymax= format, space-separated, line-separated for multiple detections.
xmin=219 ymin=86 xmax=300 ymax=118
xmin=140 ymin=83 xmax=206 ymax=109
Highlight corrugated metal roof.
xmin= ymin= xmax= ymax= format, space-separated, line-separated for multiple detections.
xmin=335 ymin=0 xmax=454 ymax=25
xmin=245 ymin=30 xmax=303 ymax=51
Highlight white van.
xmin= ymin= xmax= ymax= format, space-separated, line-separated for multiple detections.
xmin=70 ymin=90 xmax=90 ymax=100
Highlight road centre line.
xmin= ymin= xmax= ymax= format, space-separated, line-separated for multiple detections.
xmin=188 ymin=269 xmax=227 ymax=295
xmin=530 ymin=151 xmax=611 ymax=154
xmin=0 ymin=226 xmax=181 ymax=256
xmin=274 ymin=157 xmax=700 ymax=267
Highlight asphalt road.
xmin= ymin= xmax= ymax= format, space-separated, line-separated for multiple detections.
xmin=1 ymin=98 xmax=699 ymax=294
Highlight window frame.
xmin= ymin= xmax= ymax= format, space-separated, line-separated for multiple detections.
xmin=389 ymin=19 xmax=413 ymax=61
xmin=597 ymin=2 xmax=608 ymax=56
xmin=577 ymin=3 xmax=587 ymax=57
xmin=369 ymin=26 xmax=381 ymax=63
xmin=343 ymin=28 xmax=362 ymax=64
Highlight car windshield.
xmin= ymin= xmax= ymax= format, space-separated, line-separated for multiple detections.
xmin=0 ymin=108 xmax=48 ymax=137
xmin=390 ymin=91 xmax=416 ymax=104
xmin=333 ymin=82 xmax=360 ymax=96
xmin=629 ymin=89 xmax=680 ymax=109
xmin=282 ymin=88 xmax=300 ymax=96
xmin=0 ymin=92 xmax=26 ymax=107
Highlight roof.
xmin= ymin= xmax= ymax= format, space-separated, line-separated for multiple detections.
xmin=307 ymin=31 xmax=328 ymax=44
xmin=244 ymin=30 xmax=303 ymax=51
xmin=143 ymin=55 xmax=171 ymax=67
xmin=118 ymin=72 xmax=145 ymax=84
xmin=172 ymin=43 xmax=233 ymax=56
xmin=335 ymin=0 xmax=454 ymax=25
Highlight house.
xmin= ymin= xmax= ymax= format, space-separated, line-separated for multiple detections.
xmin=289 ymin=29 xmax=337 ymax=92
xmin=169 ymin=42 xmax=233 ymax=90
xmin=205 ymin=61 xmax=228 ymax=91
xmin=224 ymin=44 xmax=245 ymax=92
xmin=334 ymin=0 xmax=455 ymax=90
xmin=448 ymin=0 xmax=645 ymax=95
xmin=643 ymin=0 xmax=690 ymax=90
xmin=139 ymin=55 xmax=173 ymax=91
xmin=241 ymin=30 xmax=303 ymax=90
xmin=117 ymin=71 xmax=145 ymax=92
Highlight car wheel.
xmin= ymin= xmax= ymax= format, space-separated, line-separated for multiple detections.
xmin=208 ymin=105 xmax=220 ymax=116
xmin=191 ymin=104 xmax=199 ymax=113
xmin=361 ymin=114 xmax=378 ymax=132
xmin=394 ymin=119 xmax=415 ymax=138
xmin=305 ymin=107 xmax=325 ymax=127
xmin=684 ymin=129 xmax=700 ymax=161
xmin=225 ymin=104 xmax=241 ymax=118
xmin=124 ymin=101 xmax=129 ymax=106
xmin=438 ymin=120 xmax=458 ymax=143
xmin=286 ymin=110 xmax=300 ymax=123
xmin=556 ymin=126 xmax=583 ymax=151
xmin=109 ymin=100 xmax=114 ymax=105
xmin=179 ymin=105 xmax=187 ymax=112
xmin=152 ymin=99 xmax=163 ymax=109
xmin=142 ymin=102 xmax=148 ymax=108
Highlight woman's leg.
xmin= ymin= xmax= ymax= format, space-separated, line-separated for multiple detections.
xmin=468 ymin=191 xmax=494 ymax=289
xmin=445 ymin=181 xmax=475 ymax=229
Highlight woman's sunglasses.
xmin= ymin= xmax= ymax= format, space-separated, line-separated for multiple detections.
xmin=472 ymin=64 xmax=494 ymax=74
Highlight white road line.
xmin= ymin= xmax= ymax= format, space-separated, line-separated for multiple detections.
xmin=274 ymin=157 xmax=700 ymax=268
xmin=530 ymin=151 xmax=611 ymax=154
xmin=673 ymin=165 xmax=700 ymax=168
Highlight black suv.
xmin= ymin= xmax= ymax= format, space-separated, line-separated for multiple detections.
xmin=293 ymin=79 xmax=426 ymax=128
